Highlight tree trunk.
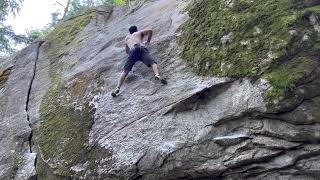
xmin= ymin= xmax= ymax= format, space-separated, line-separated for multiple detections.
xmin=62 ymin=0 xmax=71 ymax=19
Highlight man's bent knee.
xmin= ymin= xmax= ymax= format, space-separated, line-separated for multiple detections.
xmin=149 ymin=63 xmax=157 ymax=67
xmin=123 ymin=70 xmax=129 ymax=75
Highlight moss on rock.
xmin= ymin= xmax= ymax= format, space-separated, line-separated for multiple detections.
xmin=37 ymin=75 xmax=112 ymax=178
xmin=9 ymin=154 xmax=23 ymax=179
xmin=37 ymin=75 xmax=93 ymax=174
xmin=264 ymin=57 xmax=316 ymax=101
xmin=36 ymin=11 xmax=112 ymax=178
xmin=45 ymin=11 xmax=95 ymax=69
xmin=37 ymin=156 xmax=70 ymax=180
xmin=180 ymin=0 xmax=320 ymax=103
xmin=0 ymin=67 xmax=12 ymax=88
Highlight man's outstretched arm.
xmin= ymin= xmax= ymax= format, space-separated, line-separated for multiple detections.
xmin=141 ymin=29 xmax=153 ymax=44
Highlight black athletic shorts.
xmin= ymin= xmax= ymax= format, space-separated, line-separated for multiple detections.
xmin=124 ymin=44 xmax=157 ymax=72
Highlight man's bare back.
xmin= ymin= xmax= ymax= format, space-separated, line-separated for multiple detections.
xmin=125 ymin=29 xmax=153 ymax=50
xmin=126 ymin=32 xmax=143 ymax=49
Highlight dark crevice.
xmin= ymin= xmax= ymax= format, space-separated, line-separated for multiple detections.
xmin=258 ymin=94 xmax=320 ymax=126
xmin=25 ymin=41 xmax=44 ymax=178
xmin=27 ymin=131 xmax=33 ymax=152
xmin=164 ymin=80 xmax=234 ymax=115
xmin=205 ymin=110 xmax=261 ymax=127
xmin=258 ymin=112 xmax=318 ymax=126
xmin=26 ymin=41 xmax=44 ymax=153
xmin=131 ymin=151 xmax=147 ymax=180
xmin=232 ymin=147 xmax=320 ymax=179
xmin=34 ymin=155 xmax=38 ymax=180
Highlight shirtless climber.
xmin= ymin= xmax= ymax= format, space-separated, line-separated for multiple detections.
xmin=111 ymin=26 xmax=167 ymax=97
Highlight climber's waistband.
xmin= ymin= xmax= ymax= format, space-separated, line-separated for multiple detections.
xmin=129 ymin=44 xmax=147 ymax=53
xmin=132 ymin=43 xmax=146 ymax=49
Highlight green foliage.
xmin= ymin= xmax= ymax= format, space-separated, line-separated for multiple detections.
xmin=0 ymin=0 xmax=21 ymax=21
xmin=26 ymin=31 xmax=44 ymax=42
xmin=25 ymin=27 xmax=52 ymax=43
xmin=65 ymin=0 xmax=125 ymax=19
xmin=0 ymin=0 xmax=27 ymax=55
xmin=97 ymin=0 xmax=126 ymax=6
xmin=66 ymin=0 xmax=88 ymax=18
xmin=50 ymin=12 xmax=60 ymax=27
xmin=24 ymin=0 xmax=125 ymax=46
xmin=1 ymin=0 xmax=127 ymax=55
xmin=1 ymin=25 xmax=28 ymax=54
xmin=114 ymin=0 xmax=126 ymax=6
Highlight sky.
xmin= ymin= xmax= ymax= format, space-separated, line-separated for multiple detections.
xmin=5 ymin=0 xmax=67 ymax=35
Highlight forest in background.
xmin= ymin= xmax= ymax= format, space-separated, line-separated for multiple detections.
xmin=0 ymin=0 xmax=126 ymax=57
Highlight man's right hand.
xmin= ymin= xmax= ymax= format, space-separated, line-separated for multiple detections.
xmin=143 ymin=42 xmax=150 ymax=48
xmin=141 ymin=29 xmax=153 ymax=45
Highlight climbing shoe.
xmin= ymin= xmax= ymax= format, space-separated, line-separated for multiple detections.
xmin=111 ymin=87 xmax=120 ymax=97
xmin=155 ymin=75 xmax=167 ymax=85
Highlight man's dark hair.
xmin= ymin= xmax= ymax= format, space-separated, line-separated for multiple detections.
xmin=129 ymin=26 xmax=138 ymax=34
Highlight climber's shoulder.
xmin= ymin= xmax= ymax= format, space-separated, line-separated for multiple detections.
xmin=125 ymin=35 xmax=130 ymax=41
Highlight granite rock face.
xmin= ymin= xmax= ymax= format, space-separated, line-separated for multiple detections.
xmin=1 ymin=0 xmax=320 ymax=179
xmin=0 ymin=42 xmax=43 ymax=180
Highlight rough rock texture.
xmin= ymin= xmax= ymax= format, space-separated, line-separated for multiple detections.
xmin=1 ymin=0 xmax=320 ymax=179
xmin=0 ymin=42 xmax=42 ymax=180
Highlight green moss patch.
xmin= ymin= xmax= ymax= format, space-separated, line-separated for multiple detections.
xmin=264 ymin=57 xmax=316 ymax=101
xmin=45 ymin=11 xmax=95 ymax=67
xmin=37 ymin=75 xmax=112 ymax=177
xmin=36 ymin=11 xmax=112 ymax=178
xmin=38 ymin=76 xmax=92 ymax=174
xmin=0 ymin=67 xmax=12 ymax=88
xmin=70 ymin=73 xmax=89 ymax=97
xmin=180 ymin=0 xmax=320 ymax=102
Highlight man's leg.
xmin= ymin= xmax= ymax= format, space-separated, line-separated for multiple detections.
xmin=151 ymin=63 xmax=160 ymax=77
xmin=151 ymin=63 xmax=167 ymax=84
xmin=112 ymin=70 xmax=129 ymax=97
xmin=116 ymin=70 xmax=129 ymax=89
xmin=141 ymin=47 xmax=167 ymax=84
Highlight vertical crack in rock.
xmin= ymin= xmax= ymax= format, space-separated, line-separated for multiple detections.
xmin=132 ymin=151 xmax=147 ymax=179
xmin=25 ymin=41 xmax=44 ymax=175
